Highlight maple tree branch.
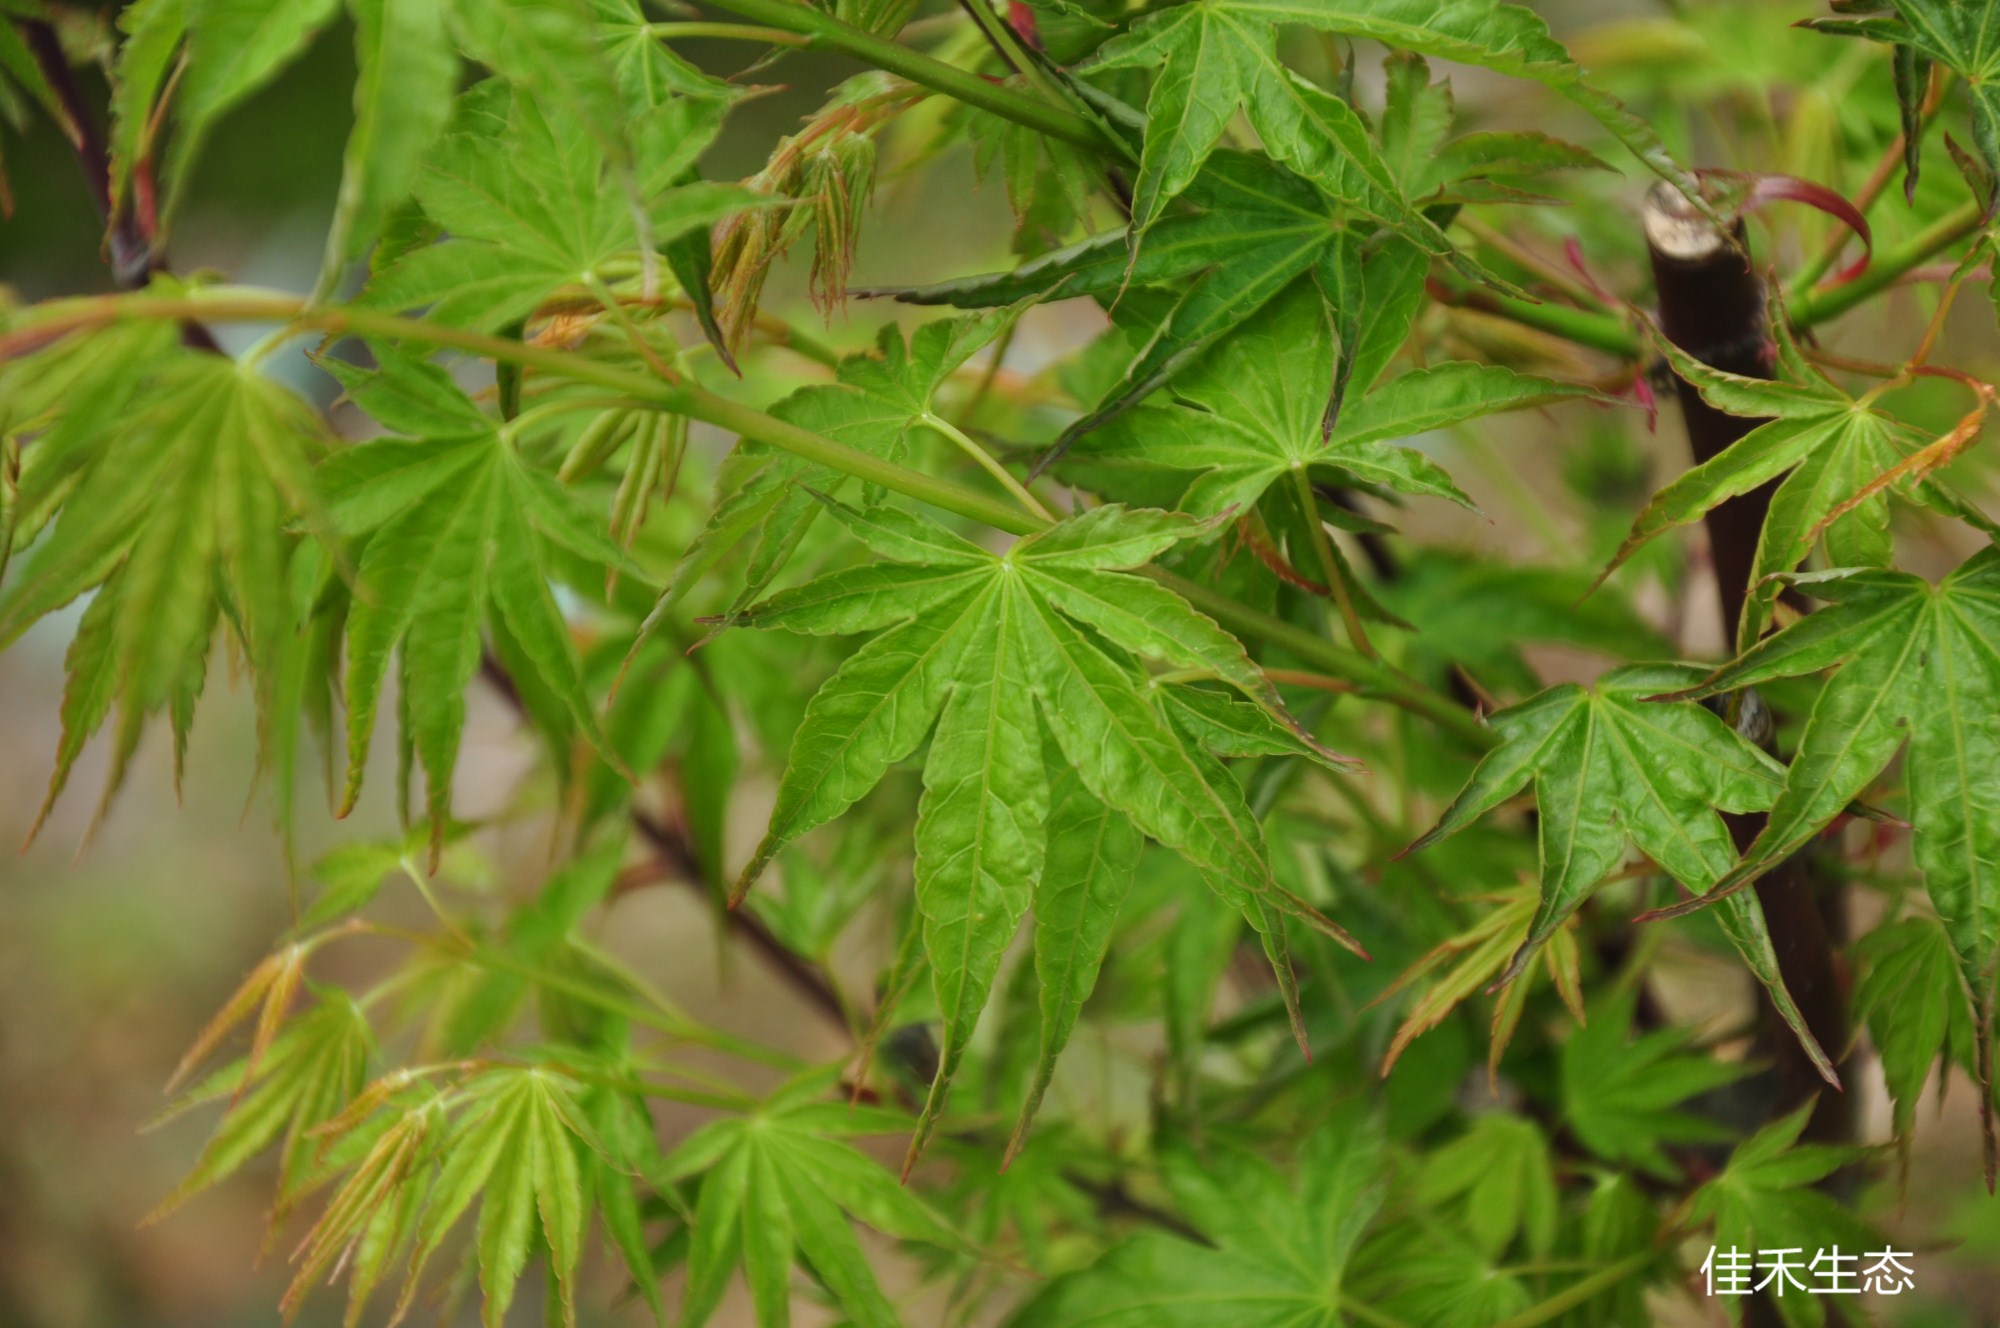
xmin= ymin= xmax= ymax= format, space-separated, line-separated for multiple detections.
xmin=1643 ymin=183 xmax=1853 ymax=1165
xmin=1787 ymin=198 xmax=1985 ymax=326
xmin=0 ymin=286 xmax=1494 ymax=747
xmin=23 ymin=18 xmax=219 ymax=352
xmin=1788 ymin=66 xmax=1950 ymax=294
xmin=1427 ymin=271 xmax=1642 ymax=359
xmin=1434 ymin=193 xmax=1986 ymax=363
xmin=629 ymin=810 xmax=854 ymax=1029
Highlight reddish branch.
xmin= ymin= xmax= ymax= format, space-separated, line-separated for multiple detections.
xmin=22 ymin=19 xmax=217 ymax=350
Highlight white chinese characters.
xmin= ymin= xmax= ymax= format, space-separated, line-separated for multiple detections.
xmin=1701 ymin=1246 xmax=1915 ymax=1297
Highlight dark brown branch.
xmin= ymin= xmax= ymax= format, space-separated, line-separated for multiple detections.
xmin=1642 ymin=182 xmax=1853 ymax=1157
xmin=629 ymin=809 xmax=854 ymax=1030
xmin=24 ymin=19 xmax=218 ymax=350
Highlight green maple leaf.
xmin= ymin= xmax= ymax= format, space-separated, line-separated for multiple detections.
xmin=1069 ymin=280 xmax=1593 ymax=518
xmin=363 ymin=80 xmax=751 ymax=331
xmin=318 ymin=0 xmax=460 ymax=291
xmin=0 ymin=336 xmax=324 ymax=832
xmin=728 ymin=497 xmax=1358 ymax=1164
xmin=1085 ymin=0 xmax=1690 ymax=235
xmin=1685 ymin=1103 xmax=1877 ymax=1328
xmin=1657 ymin=548 xmax=2000 ymax=1171
xmin=887 ymin=152 xmax=1473 ymax=458
xmin=1415 ymin=1116 xmax=1560 ymax=1260
xmin=1083 ymin=0 xmax=1468 ymax=248
xmin=289 ymin=1064 xmax=604 ymax=1328
xmin=1378 ymin=51 xmax=1609 ymax=205
xmin=148 ymin=991 xmax=374 ymax=1225
xmin=1607 ymin=314 xmax=1987 ymax=647
xmin=1010 ymin=1110 xmax=1383 ymax=1327
xmin=1807 ymin=0 xmax=2000 ymax=202
xmin=1409 ymin=664 xmax=1836 ymax=1082
xmin=1561 ymin=986 xmax=1746 ymax=1179
xmin=158 ymin=0 xmax=347 ymax=233
xmin=657 ymin=306 xmax=1024 ymax=626
xmin=319 ymin=351 xmax=630 ymax=855
xmin=1853 ymin=915 xmax=1974 ymax=1146
xmin=660 ymin=1070 xmax=963 ymax=1328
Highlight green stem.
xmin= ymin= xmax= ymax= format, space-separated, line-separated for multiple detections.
xmin=1290 ymin=465 xmax=1374 ymax=658
xmin=921 ymin=411 xmax=1054 ymax=521
xmin=696 ymin=0 xmax=1104 ymax=149
xmin=679 ymin=382 xmax=1039 ymax=533
xmin=1157 ymin=570 xmax=1494 ymax=750
xmin=1439 ymin=196 xmax=1986 ymax=356
xmin=3 ymin=287 xmax=1493 ymax=745
xmin=1457 ymin=214 xmax=1615 ymax=313
xmin=1488 ymin=1253 xmax=1655 ymax=1328
xmin=557 ymin=1064 xmax=756 ymax=1112
xmin=1430 ymin=271 xmax=1642 ymax=359
xmin=502 ymin=394 xmax=654 ymax=443
xmin=953 ymin=0 xmax=1069 ymax=107
xmin=1789 ymin=198 xmax=1985 ymax=328
xmin=1789 ymin=69 xmax=1950 ymax=294
xmin=646 ymin=20 xmax=810 ymax=44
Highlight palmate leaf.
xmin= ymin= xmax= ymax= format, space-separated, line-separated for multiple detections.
xmin=884 ymin=151 xmax=1482 ymax=458
xmin=0 ymin=339 xmax=324 ymax=834
xmin=1010 ymin=1110 xmax=1384 ymax=1327
xmin=362 ymin=80 xmax=750 ymax=332
xmin=1654 ymin=548 xmax=2000 ymax=1174
xmin=1083 ymin=0 xmax=1473 ymax=250
xmin=1806 ymin=0 xmax=2000 ymax=200
xmin=147 ymin=990 xmax=374 ymax=1224
xmin=318 ymin=0 xmax=458 ymax=291
xmin=1415 ymin=1115 xmax=1560 ymax=1260
xmin=1685 ymin=1103 xmax=1877 ymax=1328
xmin=1609 ymin=316 xmax=1984 ymax=648
xmin=284 ymin=1064 xmax=607 ymax=1328
xmin=161 ymin=0 xmax=346 ymax=231
xmin=1379 ymin=52 xmax=1609 ymax=206
xmin=729 ymin=498 xmax=1359 ymax=1166
xmin=1561 ymin=987 xmax=1746 ymax=1180
xmin=319 ymin=352 xmax=627 ymax=856
xmin=1084 ymin=0 xmax=1624 ymax=239
xmin=1853 ymin=915 xmax=1974 ymax=1147
xmin=1007 ymin=755 xmax=1141 ymax=1163
xmin=660 ymin=1070 xmax=963 ymax=1328
xmin=655 ymin=305 xmax=1022 ymax=626
xmin=1408 ymin=664 xmax=1837 ymax=1083
xmin=329 ymin=0 xmax=739 ymax=295
xmin=1225 ymin=0 xmax=1702 ymax=206
xmin=1068 ymin=279 xmax=1593 ymax=518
